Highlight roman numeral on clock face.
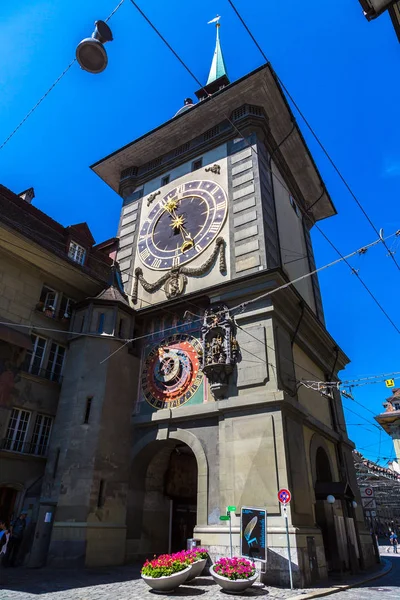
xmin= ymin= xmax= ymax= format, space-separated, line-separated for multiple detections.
xmin=209 ymin=222 xmax=221 ymax=233
xmin=151 ymin=258 xmax=162 ymax=268
xmin=139 ymin=248 xmax=150 ymax=261
xmin=216 ymin=201 xmax=226 ymax=210
xmin=172 ymin=256 xmax=180 ymax=267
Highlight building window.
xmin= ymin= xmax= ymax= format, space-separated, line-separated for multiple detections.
xmin=68 ymin=241 xmax=86 ymax=265
xmin=4 ymin=409 xmax=31 ymax=452
xmin=83 ymin=397 xmax=93 ymax=424
xmin=290 ymin=196 xmax=301 ymax=218
xmin=24 ymin=335 xmax=47 ymax=376
xmin=38 ymin=285 xmax=58 ymax=316
xmin=118 ymin=318 xmax=125 ymax=338
xmin=45 ymin=343 xmax=66 ymax=382
xmin=59 ymin=296 xmax=75 ymax=320
xmin=161 ymin=175 xmax=170 ymax=186
xmin=191 ymin=158 xmax=203 ymax=172
xmin=31 ymin=414 xmax=53 ymax=456
xmin=97 ymin=313 xmax=105 ymax=334
xmin=97 ymin=479 xmax=105 ymax=508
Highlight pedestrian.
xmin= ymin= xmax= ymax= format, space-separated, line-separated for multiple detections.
xmin=0 ymin=520 xmax=10 ymax=564
xmin=4 ymin=511 xmax=27 ymax=567
xmin=389 ymin=531 xmax=398 ymax=554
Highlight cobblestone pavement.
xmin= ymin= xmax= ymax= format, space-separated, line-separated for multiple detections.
xmin=0 ymin=556 xmax=397 ymax=600
xmin=332 ymin=554 xmax=399 ymax=600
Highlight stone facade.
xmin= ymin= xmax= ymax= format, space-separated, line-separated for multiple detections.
xmin=0 ymin=184 xmax=115 ymax=566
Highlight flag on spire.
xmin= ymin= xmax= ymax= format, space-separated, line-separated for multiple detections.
xmin=207 ymin=15 xmax=221 ymax=25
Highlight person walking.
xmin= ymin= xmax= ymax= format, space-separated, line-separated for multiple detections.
xmin=389 ymin=531 xmax=398 ymax=554
xmin=4 ymin=512 xmax=27 ymax=567
xmin=0 ymin=520 xmax=10 ymax=564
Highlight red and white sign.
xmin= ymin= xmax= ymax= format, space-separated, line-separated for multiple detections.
xmin=278 ymin=488 xmax=291 ymax=505
xmin=361 ymin=487 xmax=374 ymax=498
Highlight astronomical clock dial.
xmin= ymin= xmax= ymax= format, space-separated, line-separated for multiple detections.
xmin=138 ymin=180 xmax=228 ymax=270
xmin=141 ymin=334 xmax=203 ymax=410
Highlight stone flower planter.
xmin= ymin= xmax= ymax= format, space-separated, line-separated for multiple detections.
xmin=141 ymin=564 xmax=192 ymax=593
xmin=186 ymin=557 xmax=207 ymax=581
xmin=210 ymin=564 xmax=258 ymax=594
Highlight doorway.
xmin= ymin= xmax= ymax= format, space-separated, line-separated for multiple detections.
xmin=166 ymin=445 xmax=197 ymax=552
xmin=313 ymin=447 xmax=340 ymax=571
xmin=128 ymin=439 xmax=198 ymax=558
xmin=0 ymin=486 xmax=18 ymax=523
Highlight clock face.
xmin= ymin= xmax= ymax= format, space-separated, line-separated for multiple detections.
xmin=141 ymin=334 xmax=203 ymax=410
xmin=138 ymin=180 xmax=227 ymax=270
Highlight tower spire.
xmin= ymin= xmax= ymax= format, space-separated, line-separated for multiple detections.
xmin=195 ymin=16 xmax=230 ymax=101
xmin=206 ymin=18 xmax=228 ymax=85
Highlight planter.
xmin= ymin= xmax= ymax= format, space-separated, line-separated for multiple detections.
xmin=186 ymin=557 xmax=207 ymax=581
xmin=210 ymin=565 xmax=258 ymax=594
xmin=141 ymin=564 xmax=192 ymax=593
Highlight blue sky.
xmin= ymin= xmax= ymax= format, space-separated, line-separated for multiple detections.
xmin=0 ymin=0 xmax=399 ymax=464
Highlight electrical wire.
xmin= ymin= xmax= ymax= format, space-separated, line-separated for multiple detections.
xmin=315 ymin=225 xmax=400 ymax=335
xmin=0 ymin=0 xmax=126 ymax=151
xmin=226 ymin=0 xmax=400 ymax=273
xmin=3 ymin=229 xmax=396 ymax=350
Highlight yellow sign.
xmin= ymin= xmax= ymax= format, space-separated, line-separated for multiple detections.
xmin=385 ymin=379 xmax=395 ymax=388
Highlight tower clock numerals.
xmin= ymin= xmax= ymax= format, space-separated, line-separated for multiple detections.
xmin=137 ymin=179 xmax=228 ymax=270
xmin=140 ymin=248 xmax=150 ymax=261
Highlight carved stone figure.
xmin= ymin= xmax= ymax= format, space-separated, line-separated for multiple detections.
xmin=201 ymin=304 xmax=239 ymax=398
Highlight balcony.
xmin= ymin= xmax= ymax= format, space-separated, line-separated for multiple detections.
xmin=0 ymin=438 xmax=49 ymax=457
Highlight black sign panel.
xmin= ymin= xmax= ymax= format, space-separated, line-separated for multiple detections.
xmin=240 ymin=507 xmax=267 ymax=562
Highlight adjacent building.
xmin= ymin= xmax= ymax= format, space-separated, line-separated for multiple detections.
xmin=357 ymin=0 xmax=400 ymax=41
xmin=0 ymin=184 xmax=116 ymax=560
xmin=375 ymin=388 xmax=400 ymax=463
xmin=33 ymin=24 xmax=376 ymax=586
xmin=353 ymin=450 xmax=400 ymax=537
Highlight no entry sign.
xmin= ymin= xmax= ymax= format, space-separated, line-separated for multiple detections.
xmin=278 ymin=488 xmax=291 ymax=505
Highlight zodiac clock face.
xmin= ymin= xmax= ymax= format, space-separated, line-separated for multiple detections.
xmin=141 ymin=334 xmax=203 ymax=409
xmin=137 ymin=180 xmax=228 ymax=270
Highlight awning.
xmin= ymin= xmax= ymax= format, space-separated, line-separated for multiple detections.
xmin=315 ymin=481 xmax=355 ymax=501
xmin=0 ymin=323 xmax=32 ymax=350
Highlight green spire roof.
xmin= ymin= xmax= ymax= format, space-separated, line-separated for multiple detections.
xmin=206 ymin=24 xmax=228 ymax=85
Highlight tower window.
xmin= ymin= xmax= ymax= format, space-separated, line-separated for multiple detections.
xmin=290 ymin=196 xmax=301 ymax=218
xmin=97 ymin=313 xmax=105 ymax=334
xmin=192 ymin=158 xmax=203 ymax=172
xmin=68 ymin=241 xmax=86 ymax=265
xmin=161 ymin=175 xmax=170 ymax=186
xmin=118 ymin=318 xmax=125 ymax=338
xmin=83 ymin=397 xmax=93 ymax=424
xmin=97 ymin=479 xmax=105 ymax=508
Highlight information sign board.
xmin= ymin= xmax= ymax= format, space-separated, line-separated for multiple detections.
xmin=240 ymin=507 xmax=267 ymax=562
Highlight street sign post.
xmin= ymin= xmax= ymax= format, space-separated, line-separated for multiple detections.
xmin=361 ymin=487 xmax=374 ymax=498
xmin=240 ymin=507 xmax=267 ymax=563
xmin=278 ymin=488 xmax=293 ymax=590
xmin=220 ymin=505 xmax=237 ymax=558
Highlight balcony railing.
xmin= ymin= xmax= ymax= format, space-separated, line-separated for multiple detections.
xmin=1 ymin=438 xmax=49 ymax=457
xmin=21 ymin=367 xmax=63 ymax=385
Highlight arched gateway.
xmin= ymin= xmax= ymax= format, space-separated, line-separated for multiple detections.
xmin=126 ymin=429 xmax=208 ymax=559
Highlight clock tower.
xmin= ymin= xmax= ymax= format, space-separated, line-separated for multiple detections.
xmin=86 ymin=22 xmax=375 ymax=585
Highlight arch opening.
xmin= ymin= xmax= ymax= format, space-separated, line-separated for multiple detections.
xmin=127 ymin=438 xmax=199 ymax=559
